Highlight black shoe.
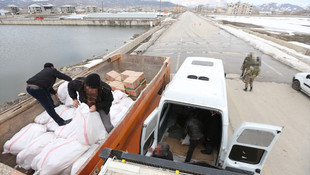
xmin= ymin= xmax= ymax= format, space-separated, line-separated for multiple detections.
xmin=59 ymin=119 xmax=72 ymax=126
xmin=243 ymin=88 xmax=247 ymax=92
xmin=250 ymin=87 xmax=253 ymax=91
xmin=201 ymin=145 xmax=213 ymax=155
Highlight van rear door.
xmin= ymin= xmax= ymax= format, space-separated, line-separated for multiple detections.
xmin=222 ymin=122 xmax=283 ymax=175
xmin=140 ymin=108 xmax=159 ymax=156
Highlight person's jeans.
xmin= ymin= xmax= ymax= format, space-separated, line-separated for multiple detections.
xmin=98 ymin=109 xmax=114 ymax=133
xmin=27 ymin=86 xmax=64 ymax=125
xmin=185 ymin=138 xmax=202 ymax=162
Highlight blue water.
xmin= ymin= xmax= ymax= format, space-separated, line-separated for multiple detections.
xmin=0 ymin=25 xmax=148 ymax=104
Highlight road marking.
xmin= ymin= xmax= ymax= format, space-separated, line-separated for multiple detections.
xmin=262 ymin=60 xmax=283 ymax=76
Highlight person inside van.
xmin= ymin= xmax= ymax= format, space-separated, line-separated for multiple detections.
xmin=149 ymin=142 xmax=173 ymax=161
xmin=201 ymin=110 xmax=221 ymax=155
xmin=181 ymin=110 xmax=204 ymax=163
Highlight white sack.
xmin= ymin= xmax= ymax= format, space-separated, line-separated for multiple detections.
xmin=54 ymin=110 xmax=78 ymax=139
xmin=112 ymin=90 xmax=128 ymax=104
xmin=71 ymin=144 xmax=99 ymax=175
xmin=3 ymin=123 xmax=46 ymax=155
xmin=110 ymin=97 xmax=134 ymax=126
xmin=45 ymin=106 xmax=75 ymax=131
xmin=31 ymin=138 xmax=89 ymax=175
xmin=57 ymin=81 xmax=78 ymax=107
xmin=57 ymin=81 xmax=69 ymax=104
xmin=181 ymin=134 xmax=190 ymax=145
xmin=76 ymin=103 xmax=108 ymax=145
xmin=16 ymin=132 xmax=57 ymax=170
xmin=34 ymin=105 xmax=67 ymax=125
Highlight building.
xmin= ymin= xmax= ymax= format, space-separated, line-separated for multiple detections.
xmin=0 ymin=9 xmax=10 ymax=16
xmin=28 ymin=4 xmax=55 ymax=14
xmin=42 ymin=4 xmax=55 ymax=14
xmin=259 ymin=11 xmax=272 ymax=15
xmin=28 ymin=4 xmax=42 ymax=14
xmin=6 ymin=5 xmax=20 ymax=15
xmin=86 ymin=6 xmax=98 ymax=13
xmin=173 ymin=5 xmax=184 ymax=13
xmin=60 ymin=5 xmax=76 ymax=14
xmin=226 ymin=2 xmax=253 ymax=15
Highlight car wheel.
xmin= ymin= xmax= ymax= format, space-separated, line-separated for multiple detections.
xmin=292 ymin=80 xmax=301 ymax=90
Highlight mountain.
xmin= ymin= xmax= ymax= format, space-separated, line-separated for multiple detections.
xmin=0 ymin=0 xmax=176 ymax=9
xmin=256 ymin=3 xmax=305 ymax=12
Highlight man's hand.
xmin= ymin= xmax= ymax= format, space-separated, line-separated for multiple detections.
xmin=73 ymin=99 xmax=80 ymax=108
xmin=90 ymin=105 xmax=96 ymax=112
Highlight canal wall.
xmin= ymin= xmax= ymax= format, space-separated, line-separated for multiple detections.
xmin=0 ymin=18 xmax=160 ymax=26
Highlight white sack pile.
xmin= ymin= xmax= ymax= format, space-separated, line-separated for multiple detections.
xmin=31 ymin=138 xmax=89 ymax=175
xmin=3 ymin=123 xmax=47 ymax=155
xmin=3 ymin=83 xmax=135 ymax=174
xmin=16 ymin=132 xmax=57 ymax=170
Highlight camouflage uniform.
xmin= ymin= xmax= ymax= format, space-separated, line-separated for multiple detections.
xmin=244 ymin=60 xmax=260 ymax=91
xmin=241 ymin=53 xmax=254 ymax=77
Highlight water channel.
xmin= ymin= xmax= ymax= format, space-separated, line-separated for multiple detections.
xmin=0 ymin=25 xmax=148 ymax=104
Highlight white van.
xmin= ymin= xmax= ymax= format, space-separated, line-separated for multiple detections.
xmin=140 ymin=57 xmax=283 ymax=175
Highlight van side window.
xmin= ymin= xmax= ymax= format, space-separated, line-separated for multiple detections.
xmin=229 ymin=145 xmax=264 ymax=164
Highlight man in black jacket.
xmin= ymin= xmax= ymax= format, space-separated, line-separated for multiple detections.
xmin=26 ymin=63 xmax=72 ymax=126
xmin=68 ymin=73 xmax=114 ymax=133
xmin=181 ymin=110 xmax=204 ymax=163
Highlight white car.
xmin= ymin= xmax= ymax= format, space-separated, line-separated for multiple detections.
xmin=292 ymin=73 xmax=310 ymax=96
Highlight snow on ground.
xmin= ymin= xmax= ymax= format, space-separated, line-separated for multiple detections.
xmin=289 ymin=41 xmax=310 ymax=49
xmin=204 ymin=16 xmax=310 ymax=72
xmin=210 ymin=15 xmax=310 ymax=35
xmin=81 ymin=59 xmax=103 ymax=68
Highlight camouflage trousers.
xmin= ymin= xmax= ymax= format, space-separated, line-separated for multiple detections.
xmin=244 ymin=76 xmax=254 ymax=88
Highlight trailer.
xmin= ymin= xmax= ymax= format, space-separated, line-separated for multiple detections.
xmin=0 ymin=54 xmax=171 ymax=174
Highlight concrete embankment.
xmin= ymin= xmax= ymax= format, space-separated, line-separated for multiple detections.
xmin=0 ymin=19 xmax=159 ymax=26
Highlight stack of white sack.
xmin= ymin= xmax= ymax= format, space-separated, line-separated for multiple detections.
xmin=45 ymin=106 xmax=76 ymax=131
xmin=2 ymin=88 xmax=135 ymax=174
xmin=3 ymin=123 xmax=47 ymax=155
xmin=71 ymin=144 xmax=99 ymax=175
xmin=31 ymin=138 xmax=89 ymax=175
xmin=34 ymin=105 xmax=68 ymax=125
xmin=16 ymin=132 xmax=57 ymax=170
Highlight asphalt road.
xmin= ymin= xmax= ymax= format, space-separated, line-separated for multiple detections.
xmin=144 ymin=11 xmax=298 ymax=84
xmin=144 ymin=11 xmax=310 ymax=175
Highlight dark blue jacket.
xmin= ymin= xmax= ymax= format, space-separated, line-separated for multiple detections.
xmin=27 ymin=67 xmax=72 ymax=94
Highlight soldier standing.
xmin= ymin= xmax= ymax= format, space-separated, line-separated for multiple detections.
xmin=243 ymin=57 xmax=260 ymax=91
xmin=241 ymin=52 xmax=254 ymax=77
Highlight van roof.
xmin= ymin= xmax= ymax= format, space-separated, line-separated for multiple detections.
xmin=163 ymin=57 xmax=228 ymax=111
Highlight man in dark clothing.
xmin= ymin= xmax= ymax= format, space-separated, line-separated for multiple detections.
xmin=68 ymin=73 xmax=114 ymax=133
xmin=181 ymin=111 xmax=204 ymax=163
xmin=26 ymin=63 xmax=72 ymax=126
xmin=151 ymin=142 xmax=173 ymax=161
xmin=201 ymin=110 xmax=221 ymax=155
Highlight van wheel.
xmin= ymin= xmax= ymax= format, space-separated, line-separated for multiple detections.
xmin=292 ymin=80 xmax=300 ymax=91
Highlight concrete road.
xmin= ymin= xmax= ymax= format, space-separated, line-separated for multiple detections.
xmin=144 ymin=11 xmax=310 ymax=175
xmin=144 ymin=12 xmax=298 ymax=84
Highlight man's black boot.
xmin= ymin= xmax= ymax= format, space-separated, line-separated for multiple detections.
xmin=243 ymin=88 xmax=247 ymax=91
xmin=250 ymin=87 xmax=253 ymax=91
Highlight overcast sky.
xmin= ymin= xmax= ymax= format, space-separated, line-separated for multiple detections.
xmin=164 ymin=0 xmax=310 ymax=7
